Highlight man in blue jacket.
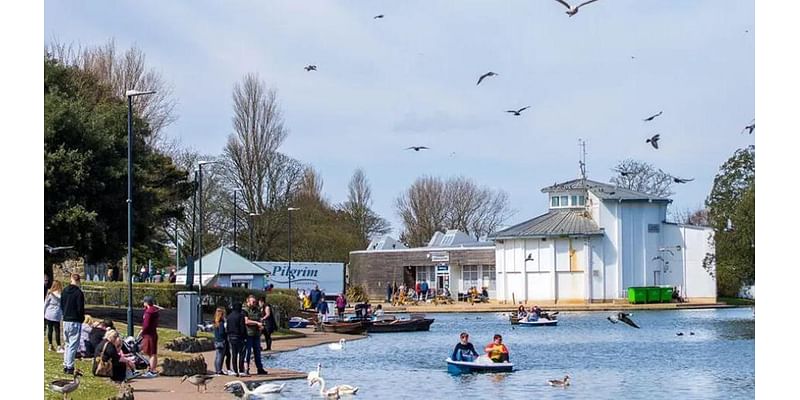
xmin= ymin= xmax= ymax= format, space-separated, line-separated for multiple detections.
xmin=421 ymin=280 xmax=429 ymax=301
xmin=60 ymin=273 xmax=85 ymax=375
xmin=309 ymin=285 xmax=322 ymax=309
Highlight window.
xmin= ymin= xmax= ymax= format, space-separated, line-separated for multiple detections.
xmin=648 ymin=224 xmax=660 ymax=233
xmin=551 ymin=196 xmax=559 ymax=207
xmin=231 ymin=281 xmax=249 ymax=289
xmin=462 ymin=265 xmax=479 ymax=292
xmin=481 ymin=266 xmax=496 ymax=291
xmin=571 ymin=195 xmax=578 ymax=206
xmin=416 ymin=266 xmax=433 ymax=283
xmin=578 ymin=195 xmax=585 ymax=206
xmin=560 ymin=196 xmax=568 ymax=206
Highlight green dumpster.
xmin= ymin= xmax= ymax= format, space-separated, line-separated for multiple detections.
xmin=628 ymin=287 xmax=648 ymax=304
xmin=646 ymin=287 xmax=661 ymax=303
xmin=659 ymin=286 xmax=673 ymax=303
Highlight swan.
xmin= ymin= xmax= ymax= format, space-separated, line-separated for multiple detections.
xmin=224 ymin=380 xmax=286 ymax=395
xmin=310 ymin=376 xmax=359 ymax=397
xmin=548 ymin=375 xmax=571 ymax=388
xmin=328 ymin=338 xmax=346 ymax=351
xmin=308 ymin=363 xmax=322 ymax=383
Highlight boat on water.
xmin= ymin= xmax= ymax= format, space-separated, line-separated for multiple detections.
xmin=367 ymin=317 xmax=435 ymax=333
xmin=319 ymin=321 xmax=369 ymax=334
xmin=518 ymin=315 xmax=558 ymax=326
xmin=446 ymin=356 xmax=514 ymax=374
xmin=289 ymin=317 xmax=310 ymax=329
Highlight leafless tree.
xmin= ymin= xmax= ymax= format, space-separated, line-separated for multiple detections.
xmin=609 ymin=159 xmax=674 ymax=198
xmin=298 ymin=166 xmax=326 ymax=205
xmin=395 ymin=176 xmax=448 ymax=247
xmin=670 ymin=207 xmax=710 ymax=226
xmin=340 ymin=168 xmax=391 ymax=245
xmin=46 ymin=38 xmax=177 ymax=148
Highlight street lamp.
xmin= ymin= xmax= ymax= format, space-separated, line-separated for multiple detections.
xmin=287 ymin=207 xmax=300 ymax=289
xmin=197 ymin=160 xmax=219 ymax=321
xmin=249 ymin=212 xmax=261 ymax=261
xmin=125 ymin=89 xmax=156 ymax=338
xmin=232 ymin=188 xmax=244 ymax=253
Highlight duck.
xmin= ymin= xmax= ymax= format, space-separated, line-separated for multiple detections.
xmin=308 ymin=363 xmax=323 ymax=383
xmin=310 ymin=376 xmax=359 ymax=397
xmin=224 ymin=380 xmax=287 ymax=396
xmin=180 ymin=374 xmax=214 ymax=392
xmin=50 ymin=368 xmax=82 ymax=400
xmin=328 ymin=338 xmax=346 ymax=351
xmin=548 ymin=375 xmax=570 ymax=388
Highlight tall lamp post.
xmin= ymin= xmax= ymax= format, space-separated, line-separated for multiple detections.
xmin=197 ymin=160 xmax=219 ymax=320
xmin=125 ymin=89 xmax=156 ymax=338
xmin=249 ymin=212 xmax=261 ymax=261
xmin=287 ymin=207 xmax=300 ymax=289
xmin=232 ymin=188 xmax=243 ymax=253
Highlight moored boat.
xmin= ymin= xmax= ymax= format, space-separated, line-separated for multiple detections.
xmin=446 ymin=357 xmax=514 ymax=374
xmin=319 ymin=321 xmax=369 ymax=334
xmin=367 ymin=318 xmax=435 ymax=333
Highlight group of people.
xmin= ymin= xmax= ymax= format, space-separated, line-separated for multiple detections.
xmin=299 ymin=286 xmax=349 ymax=322
xmin=516 ymin=304 xmax=553 ymax=321
xmin=467 ymin=286 xmax=490 ymax=303
xmin=211 ymin=294 xmax=277 ymax=377
xmin=451 ymin=332 xmax=510 ymax=363
xmin=44 ymin=273 xmax=160 ymax=384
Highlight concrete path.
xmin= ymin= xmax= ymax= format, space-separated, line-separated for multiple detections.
xmin=128 ymin=328 xmax=366 ymax=400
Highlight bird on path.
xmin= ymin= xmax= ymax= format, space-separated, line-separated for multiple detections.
xmin=50 ymin=369 xmax=82 ymax=400
xmin=406 ymin=146 xmax=429 ymax=152
xmin=374 ymin=14 xmax=384 ymax=19
xmin=608 ymin=312 xmax=640 ymax=328
xmin=553 ymin=0 xmax=601 ymax=17
xmin=643 ymin=111 xmax=663 ymax=121
xmin=181 ymin=375 xmax=214 ymax=393
xmin=548 ymin=375 xmax=571 ymax=387
xmin=304 ymin=65 xmax=317 ymax=72
xmin=646 ymin=134 xmax=660 ymax=149
xmin=506 ymin=106 xmax=531 ymax=116
xmin=673 ymin=177 xmax=694 ymax=184
xmin=476 ymin=71 xmax=498 ymax=85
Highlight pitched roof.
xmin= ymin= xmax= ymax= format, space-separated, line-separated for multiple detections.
xmin=366 ymin=235 xmax=408 ymax=251
xmin=176 ymin=247 xmax=267 ymax=276
xmin=541 ymin=178 xmax=671 ymax=202
xmin=489 ymin=209 xmax=604 ymax=239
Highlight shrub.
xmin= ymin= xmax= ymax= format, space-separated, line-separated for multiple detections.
xmin=346 ymin=284 xmax=369 ymax=303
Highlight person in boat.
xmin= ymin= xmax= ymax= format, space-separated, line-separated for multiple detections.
xmin=516 ymin=304 xmax=527 ymax=317
xmin=374 ymin=304 xmax=385 ymax=318
xmin=531 ymin=305 xmax=542 ymax=320
xmin=452 ymin=332 xmax=480 ymax=362
xmin=484 ymin=334 xmax=510 ymax=363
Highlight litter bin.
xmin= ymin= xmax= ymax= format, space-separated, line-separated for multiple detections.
xmin=628 ymin=287 xmax=648 ymax=304
xmin=659 ymin=286 xmax=673 ymax=303
xmin=177 ymin=291 xmax=198 ymax=337
xmin=646 ymin=287 xmax=662 ymax=303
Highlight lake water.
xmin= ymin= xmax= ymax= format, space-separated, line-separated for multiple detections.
xmin=259 ymin=308 xmax=754 ymax=399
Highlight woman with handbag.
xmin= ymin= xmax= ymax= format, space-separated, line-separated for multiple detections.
xmin=94 ymin=329 xmax=128 ymax=383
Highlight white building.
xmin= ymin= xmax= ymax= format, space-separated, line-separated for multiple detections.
xmin=490 ymin=179 xmax=716 ymax=303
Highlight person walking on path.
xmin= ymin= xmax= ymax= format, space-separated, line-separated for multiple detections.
xmin=316 ymin=295 xmax=330 ymax=323
xmin=243 ymin=295 xmax=269 ymax=375
xmin=44 ymin=280 xmax=64 ymax=353
xmin=61 ymin=273 xmax=85 ymax=374
xmin=226 ymin=302 xmax=247 ymax=376
xmin=138 ymin=295 xmax=160 ymax=377
xmin=261 ymin=300 xmax=277 ymax=351
xmin=335 ymin=293 xmax=347 ymax=320
xmin=310 ymin=285 xmax=322 ymax=310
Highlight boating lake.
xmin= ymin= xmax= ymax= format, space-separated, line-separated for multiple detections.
xmin=260 ymin=308 xmax=754 ymax=399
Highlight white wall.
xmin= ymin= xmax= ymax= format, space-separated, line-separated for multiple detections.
xmin=682 ymin=225 xmax=716 ymax=299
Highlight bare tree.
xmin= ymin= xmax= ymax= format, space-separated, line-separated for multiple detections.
xmin=395 ymin=176 xmax=448 ymax=247
xmin=298 ymin=166 xmax=326 ymax=205
xmin=223 ymin=73 xmax=302 ymax=260
xmin=609 ymin=159 xmax=674 ymax=198
xmin=46 ymin=38 xmax=177 ymax=148
xmin=340 ymin=168 xmax=391 ymax=245
xmin=670 ymin=207 xmax=710 ymax=226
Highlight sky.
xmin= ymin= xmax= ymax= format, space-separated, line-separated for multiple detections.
xmin=44 ymin=0 xmax=755 ymax=238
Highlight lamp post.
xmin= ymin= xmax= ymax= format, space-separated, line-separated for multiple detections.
xmin=197 ymin=160 xmax=219 ymax=321
xmin=232 ymin=188 xmax=243 ymax=253
xmin=249 ymin=212 xmax=261 ymax=261
xmin=125 ymin=89 xmax=156 ymax=338
xmin=287 ymin=207 xmax=300 ymax=289
xmin=185 ymin=168 xmax=198 ymax=290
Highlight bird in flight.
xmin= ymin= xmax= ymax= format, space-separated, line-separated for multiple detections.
xmin=608 ymin=312 xmax=640 ymax=328
xmin=646 ymin=134 xmax=660 ymax=149
xmin=45 ymin=244 xmax=74 ymax=253
xmin=405 ymin=146 xmax=429 ymax=152
xmin=613 ymin=168 xmax=632 ymax=177
xmin=476 ymin=71 xmax=498 ymax=86
xmin=643 ymin=111 xmax=663 ymax=121
xmin=525 ymin=253 xmax=535 ymax=262
xmin=673 ymin=176 xmax=694 ymax=184
xmin=304 ymin=65 xmax=317 ymax=72
xmin=553 ymin=0 xmax=601 ymax=17
xmin=506 ymin=106 xmax=531 ymax=116
xmin=374 ymin=14 xmax=384 ymax=19
xmin=742 ymin=120 xmax=755 ymax=134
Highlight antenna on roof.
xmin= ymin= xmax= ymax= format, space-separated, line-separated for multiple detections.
xmin=578 ymin=138 xmax=587 ymax=183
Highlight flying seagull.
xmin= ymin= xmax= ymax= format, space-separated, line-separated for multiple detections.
xmin=405 ymin=146 xmax=429 ymax=152
xmin=613 ymin=168 xmax=632 ymax=177
xmin=506 ymin=106 xmax=531 ymax=116
xmin=374 ymin=14 xmax=384 ymax=19
xmin=643 ymin=111 xmax=663 ymax=121
xmin=742 ymin=120 xmax=755 ymax=134
xmin=608 ymin=312 xmax=640 ymax=328
xmin=553 ymin=0 xmax=601 ymax=17
xmin=673 ymin=176 xmax=694 ymax=184
xmin=525 ymin=253 xmax=535 ymax=262
xmin=304 ymin=65 xmax=317 ymax=72
xmin=45 ymin=244 xmax=74 ymax=253
xmin=646 ymin=134 xmax=660 ymax=149
xmin=476 ymin=71 xmax=498 ymax=86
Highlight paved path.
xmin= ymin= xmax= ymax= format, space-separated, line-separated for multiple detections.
xmin=128 ymin=328 xmax=366 ymax=400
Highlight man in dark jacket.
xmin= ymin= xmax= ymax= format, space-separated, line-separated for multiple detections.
xmin=61 ymin=273 xmax=85 ymax=374
xmin=226 ymin=302 xmax=247 ymax=376
xmin=309 ymin=285 xmax=322 ymax=309
xmin=243 ymin=295 xmax=268 ymax=375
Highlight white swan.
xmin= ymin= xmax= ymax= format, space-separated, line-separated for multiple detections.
xmin=224 ymin=380 xmax=286 ymax=395
xmin=308 ymin=363 xmax=322 ymax=383
xmin=328 ymin=338 xmax=346 ymax=351
xmin=310 ymin=377 xmax=359 ymax=397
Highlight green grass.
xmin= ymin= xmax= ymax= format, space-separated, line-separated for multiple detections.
xmin=719 ymin=296 xmax=755 ymax=306
xmin=44 ymin=341 xmax=118 ymax=400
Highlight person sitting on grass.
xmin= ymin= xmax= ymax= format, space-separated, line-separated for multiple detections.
xmin=451 ymin=332 xmax=480 ymax=362
xmin=95 ymin=329 xmax=131 ymax=384
xmin=484 ymin=334 xmax=510 ymax=363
